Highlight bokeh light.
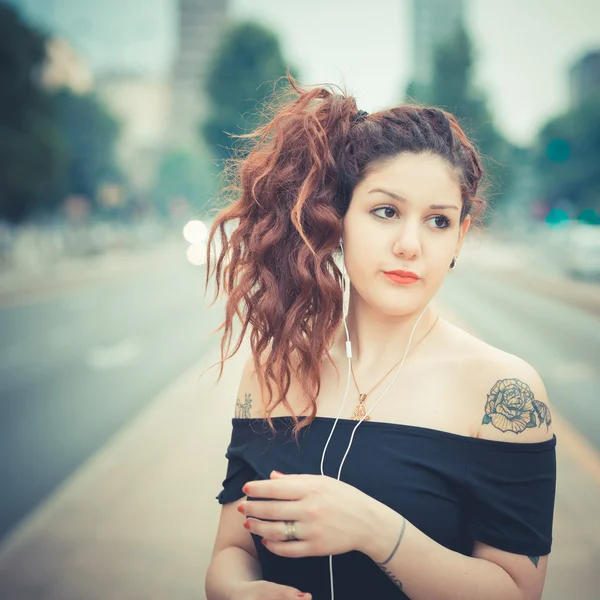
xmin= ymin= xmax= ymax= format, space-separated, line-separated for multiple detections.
xmin=186 ymin=242 xmax=207 ymax=266
xmin=545 ymin=207 xmax=571 ymax=227
xmin=578 ymin=208 xmax=600 ymax=224
xmin=182 ymin=220 xmax=207 ymax=245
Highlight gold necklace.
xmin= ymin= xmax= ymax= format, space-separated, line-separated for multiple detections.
xmin=349 ymin=315 xmax=440 ymax=420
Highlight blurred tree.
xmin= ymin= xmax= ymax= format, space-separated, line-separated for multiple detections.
xmin=404 ymin=25 xmax=515 ymax=218
xmin=152 ymin=149 xmax=218 ymax=218
xmin=0 ymin=4 xmax=65 ymax=223
xmin=200 ymin=21 xmax=295 ymax=163
xmin=535 ymin=92 xmax=600 ymax=219
xmin=51 ymin=89 xmax=122 ymax=205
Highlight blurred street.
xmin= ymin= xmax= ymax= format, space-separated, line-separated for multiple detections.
xmin=0 ymin=238 xmax=598 ymax=599
xmin=0 ymin=240 xmax=223 ymax=540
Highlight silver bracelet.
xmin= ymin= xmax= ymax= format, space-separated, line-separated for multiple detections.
xmin=375 ymin=516 xmax=406 ymax=566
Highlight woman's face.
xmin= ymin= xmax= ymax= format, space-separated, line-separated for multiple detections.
xmin=342 ymin=152 xmax=470 ymax=316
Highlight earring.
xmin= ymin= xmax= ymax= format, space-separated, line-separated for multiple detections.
xmin=449 ymin=256 xmax=457 ymax=270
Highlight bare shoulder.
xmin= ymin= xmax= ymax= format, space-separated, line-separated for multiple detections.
xmin=234 ymin=353 xmax=268 ymax=419
xmin=476 ymin=353 xmax=552 ymax=443
xmin=441 ymin=321 xmax=553 ymax=443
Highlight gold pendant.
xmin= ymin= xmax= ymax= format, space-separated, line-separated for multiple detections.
xmin=350 ymin=393 xmax=370 ymax=421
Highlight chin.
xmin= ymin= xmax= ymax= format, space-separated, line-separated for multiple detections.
xmin=378 ymin=299 xmax=423 ymax=317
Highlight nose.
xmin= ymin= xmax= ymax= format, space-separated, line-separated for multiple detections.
xmin=392 ymin=218 xmax=422 ymax=260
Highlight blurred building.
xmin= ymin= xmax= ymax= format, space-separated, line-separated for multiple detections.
xmin=5 ymin=0 xmax=174 ymax=78
xmin=96 ymin=73 xmax=171 ymax=191
xmin=168 ymin=0 xmax=229 ymax=150
xmin=41 ymin=37 xmax=93 ymax=94
xmin=410 ymin=0 xmax=465 ymax=92
xmin=569 ymin=50 xmax=600 ymax=106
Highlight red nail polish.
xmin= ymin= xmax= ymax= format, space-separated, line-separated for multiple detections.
xmin=261 ymin=538 xmax=268 ymax=546
xmin=237 ymin=504 xmax=244 ymax=514
xmin=242 ymin=484 xmax=250 ymax=495
xmin=297 ymin=594 xmax=307 ymax=598
xmin=271 ymin=470 xmax=283 ymax=476
xmin=243 ymin=520 xmax=250 ymax=529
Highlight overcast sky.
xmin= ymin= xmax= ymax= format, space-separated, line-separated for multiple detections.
xmin=13 ymin=0 xmax=600 ymax=146
xmin=232 ymin=0 xmax=600 ymax=146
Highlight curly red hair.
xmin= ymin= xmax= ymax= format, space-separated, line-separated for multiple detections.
xmin=204 ymin=74 xmax=486 ymax=437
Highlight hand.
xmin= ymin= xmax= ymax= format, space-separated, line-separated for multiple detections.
xmin=238 ymin=471 xmax=380 ymax=558
xmin=230 ymin=580 xmax=311 ymax=600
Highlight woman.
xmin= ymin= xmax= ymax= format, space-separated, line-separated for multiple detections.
xmin=204 ymin=77 xmax=556 ymax=600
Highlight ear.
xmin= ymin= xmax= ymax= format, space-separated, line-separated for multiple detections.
xmin=454 ymin=215 xmax=471 ymax=257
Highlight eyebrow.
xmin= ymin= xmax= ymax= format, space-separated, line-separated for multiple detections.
xmin=368 ymin=188 xmax=460 ymax=211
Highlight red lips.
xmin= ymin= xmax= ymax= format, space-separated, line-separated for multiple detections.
xmin=384 ymin=270 xmax=420 ymax=279
xmin=384 ymin=272 xmax=421 ymax=285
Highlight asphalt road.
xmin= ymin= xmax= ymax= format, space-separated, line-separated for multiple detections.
xmin=0 ymin=249 xmax=598 ymax=546
xmin=0 ymin=250 xmax=224 ymax=541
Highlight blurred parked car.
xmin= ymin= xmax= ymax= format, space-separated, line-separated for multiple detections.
xmin=562 ymin=223 xmax=600 ymax=280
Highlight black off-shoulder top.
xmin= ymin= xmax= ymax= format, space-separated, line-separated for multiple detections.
xmin=216 ymin=417 xmax=556 ymax=600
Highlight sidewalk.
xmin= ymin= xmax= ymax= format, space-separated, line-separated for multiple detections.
xmin=0 ymin=239 xmax=188 ymax=309
xmin=0 ymin=310 xmax=599 ymax=599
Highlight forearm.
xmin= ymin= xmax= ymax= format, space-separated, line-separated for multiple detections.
xmin=205 ymin=546 xmax=262 ymax=600
xmin=362 ymin=503 xmax=522 ymax=600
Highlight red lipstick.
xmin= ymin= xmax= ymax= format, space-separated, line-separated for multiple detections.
xmin=384 ymin=270 xmax=420 ymax=285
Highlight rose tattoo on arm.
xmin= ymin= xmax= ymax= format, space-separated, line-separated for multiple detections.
xmin=482 ymin=379 xmax=552 ymax=434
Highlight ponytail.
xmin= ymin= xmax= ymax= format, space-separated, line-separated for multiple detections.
xmin=204 ymin=74 xmax=359 ymax=435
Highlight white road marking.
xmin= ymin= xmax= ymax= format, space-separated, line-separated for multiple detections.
xmin=86 ymin=339 xmax=142 ymax=370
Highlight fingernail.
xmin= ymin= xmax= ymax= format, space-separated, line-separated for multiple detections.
xmin=237 ymin=504 xmax=244 ymax=514
xmin=261 ymin=538 xmax=268 ymax=547
xmin=243 ymin=520 xmax=250 ymax=529
xmin=271 ymin=470 xmax=284 ymax=476
xmin=242 ymin=484 xmax=250 ymax=495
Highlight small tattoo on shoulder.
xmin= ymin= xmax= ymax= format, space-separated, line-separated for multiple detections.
xmin=528 ymin=556 xmax=540 ymax=567
xmin=235 ymin=393 xmax=252 ymax=419
xmin=481 ymin=378 xmax=552 ymax=434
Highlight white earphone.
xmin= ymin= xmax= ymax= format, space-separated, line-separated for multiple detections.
xmin=319 ymin=237 xmax=431 ymax=600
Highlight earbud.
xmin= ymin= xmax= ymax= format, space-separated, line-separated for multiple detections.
xmin=338 ymin=238 xmax=352 ymax=356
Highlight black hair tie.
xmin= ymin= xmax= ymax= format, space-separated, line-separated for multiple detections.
xmin=353 ymin=109 xmax=369 ymax=123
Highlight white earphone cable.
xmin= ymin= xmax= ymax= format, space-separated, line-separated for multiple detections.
xmin=320 ymin=241 xmax=431 ymax=600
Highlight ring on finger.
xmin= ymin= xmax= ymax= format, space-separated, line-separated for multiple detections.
xmin=283 ymin=520 xmax=298 ymax=542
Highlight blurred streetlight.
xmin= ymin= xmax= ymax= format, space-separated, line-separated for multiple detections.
xmin=186 ymin=241 xmax=207 ymax=266
xmin=183 ymin=219 xmax=207 ymax=245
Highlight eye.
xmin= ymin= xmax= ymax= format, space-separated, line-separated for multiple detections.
xmin=428 ymin=215 xmax=451 ymax=230
xmin=371 ymin=205 xmax=398 ymax=220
